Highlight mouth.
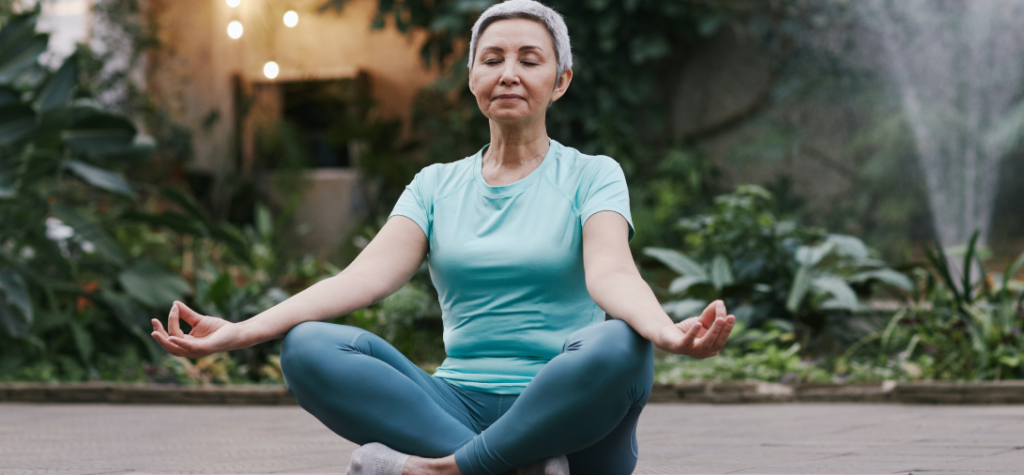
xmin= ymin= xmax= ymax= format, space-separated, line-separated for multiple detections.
xmin=494 ymin=94 xmax=524 ymax=101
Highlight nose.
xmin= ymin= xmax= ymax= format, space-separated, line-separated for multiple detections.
xmin=499 ymin=61 xmax=520 ymax=86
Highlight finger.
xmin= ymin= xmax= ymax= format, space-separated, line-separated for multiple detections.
xmin=151 ymin=318 xmax=169 ymax=337
xmin=698 ymin=301 xmax=718 ymax=328
xmin=712 ymin=315 xmax=736 ymax=350
xmin=698 ymin=318 xmax=725 ymax=351
xmin=678 ymin=320 xmax=701 ymax=351
xmin=716 ymin=300 xmax=726 ymax=319
xmin=168 ymin=335 xmax=210 ymax=357
xmin=168 ymin=303 xmax=183 ymax=338
xmin=151 ymin=331 xmax=187 ymax=356
xmin=175 ymin=301 xmax=205 ymax=327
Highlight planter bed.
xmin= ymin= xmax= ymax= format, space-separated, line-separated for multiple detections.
xmin=2 ymin=380 xmax=1023 ymax=405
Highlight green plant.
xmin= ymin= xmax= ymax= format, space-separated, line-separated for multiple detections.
xmin=0 ymin=12 xmax=200 ymax=379
xmin=840 ymin=232 xmax=1024 ymax=381
xmin=643 ymin=185 xmax=912 ymax=343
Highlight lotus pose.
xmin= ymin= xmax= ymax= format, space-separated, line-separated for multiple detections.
xmin=150 ymin=1 xmax=735 ymax=474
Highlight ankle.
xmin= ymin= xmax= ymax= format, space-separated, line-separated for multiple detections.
xmin=402 ymin=455 xmax=462 ymax=475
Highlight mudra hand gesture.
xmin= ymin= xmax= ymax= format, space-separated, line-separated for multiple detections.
xmin=653 ymin=300 xmax=735 ymax=359
xmin=151 ymin=301 xmax=242 ymax=358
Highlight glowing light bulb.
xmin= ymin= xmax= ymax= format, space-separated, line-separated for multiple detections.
xmin=283 ymin=10 xmax=299 ymax=27
xmin=227 ymin=0 xmax=240 ymax=7
xmin=227 ymin=21 xmax=243 ymax=39
xmin=264 ymin=61 xmax=280 ymax=79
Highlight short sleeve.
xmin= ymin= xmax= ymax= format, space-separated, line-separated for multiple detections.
xmin=389 ymin=166 xmax=434 ymax=240
xmin=579 ymin=157 xmax=635 ymax=242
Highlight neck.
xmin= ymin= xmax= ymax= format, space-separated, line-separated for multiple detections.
xmin=484 ymin=117 xmax=549 ymax=169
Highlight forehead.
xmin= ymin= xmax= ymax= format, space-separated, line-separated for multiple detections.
xmin=477 ymin=18 xmax=554 ymax=52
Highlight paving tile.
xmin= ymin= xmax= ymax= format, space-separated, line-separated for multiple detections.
xmin=3 ymin=403 xmax=1024 ymax=474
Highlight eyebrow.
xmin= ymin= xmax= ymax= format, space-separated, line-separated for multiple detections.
xmin=482 ymin=45 xmax=545 ymax=53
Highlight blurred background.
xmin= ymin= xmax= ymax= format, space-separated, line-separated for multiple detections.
xmin=1 ymin=0 xmax=1022 ymax=386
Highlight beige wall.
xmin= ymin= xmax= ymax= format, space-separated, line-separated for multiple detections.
xmin=148 ymin=0 xmax=441 ymax=174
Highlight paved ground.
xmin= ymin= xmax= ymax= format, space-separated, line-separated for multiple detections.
xmin=1 ymin=403 xmax=1022 ymax=475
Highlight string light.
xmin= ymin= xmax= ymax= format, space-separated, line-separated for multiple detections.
xmin=226 ymin=0 xmax=240 ymax=7
xmin=264 ymin=61 xmax=280 ymax=79
xmin=227 ymin=21 xmax=243 ymax=39
xmin=283 ymin=10 xmax=299 ymax=27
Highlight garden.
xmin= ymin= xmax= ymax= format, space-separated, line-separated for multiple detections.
xmin=1 ymin=0 xmax=1023 ymax=388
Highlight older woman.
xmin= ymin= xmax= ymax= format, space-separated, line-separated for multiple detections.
xmin=150 ymin=1 xmax=735 ymax=474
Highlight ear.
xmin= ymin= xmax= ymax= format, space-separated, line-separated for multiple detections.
xmin=468 ymin=68 xmax=476 ymax=95
xmin=550 ymin=68 xmax=573 ymax=103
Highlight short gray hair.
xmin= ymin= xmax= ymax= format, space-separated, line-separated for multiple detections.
xmin=468 ymin=0 xmax=572 ymax=79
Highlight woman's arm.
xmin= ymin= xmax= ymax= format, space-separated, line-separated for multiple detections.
xmin=151 ymin=215 xmax=428 ymax=358
xmin=582 ymin=211 xmax=735 ymax=358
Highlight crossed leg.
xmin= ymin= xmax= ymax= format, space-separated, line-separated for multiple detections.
xmin=281 ymin=319 xmax=653 ymax=475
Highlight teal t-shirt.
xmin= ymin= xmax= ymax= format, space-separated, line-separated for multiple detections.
xmin=389 ymin=139 xmax=635 ymax=394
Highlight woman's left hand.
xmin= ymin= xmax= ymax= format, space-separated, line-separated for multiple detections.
xmin=653 ymin=300 xmax=735 ymax=358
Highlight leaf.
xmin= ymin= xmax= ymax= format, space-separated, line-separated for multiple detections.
xmin=668 ymin=275 xmax=708 ymax=294
xmin=0 ymin=268 xmax=32 ymax=338
xmin=50 ymin=203 xmax=128 ymax=266
xmin=1002 ymin=249 xmax=1024 ymax=292
xmin=811 ymin=275 xmax=860 ymax=311
xmin=69 ymin=319 xmax=94 ymax=362
xmin=710 ymin=254 xmax=735 ymax=290
xmin=847 ymin=269 xmax=913 ymax=292
xmin=642 ymin=247 xmax=708 ymax=279
xmin=117 ymin=259 xmax=191 ymax=308
xmin=63 ymin=159 xmax=135 ymax=197
xmin=827 ymin=234 xmax=869 ymax=259
xmin=0 ymin=103 xmax=36 ymax=146
xmin=35 ymin=52 xmax=77 ymax=111
xmin=786 ymin=265 xmax=812 ymax=313
xmin=0 ymin=31 xmax=48 ymax=84
xmin=795 ymin=242 xmax=834 ymax=267
xmin=662 ymin=299 xmax=708 ymax=321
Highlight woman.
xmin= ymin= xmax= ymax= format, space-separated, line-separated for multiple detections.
xmin=150 ymin=1 xmax=735 ymax=474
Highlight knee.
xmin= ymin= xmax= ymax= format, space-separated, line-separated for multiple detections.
xmin=281 ymin=321 xmax=329 ymax=374
xmin=566 ymin=320 xmax=652 ymax=384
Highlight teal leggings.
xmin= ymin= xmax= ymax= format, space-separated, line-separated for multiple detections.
xmin=280 ymin=319 xmax=653 ymax=475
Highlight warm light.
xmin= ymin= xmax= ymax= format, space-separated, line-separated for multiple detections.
xmin=227 ymin=21 xmax=243 ymax=39
xmin=264 ymin=61 xmax=280 ymax=79
xmin=283 ymin=11 xmax=299 ymax=27
xmin=227 ymin=0 xmax=240 ymax=7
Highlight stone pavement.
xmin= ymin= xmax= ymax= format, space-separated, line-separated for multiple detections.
xmin=1 ymin=402 xmax=1022 ymax=474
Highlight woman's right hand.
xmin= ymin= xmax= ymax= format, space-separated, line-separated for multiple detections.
xmin=150 ymin=301 xmax=244 ymax=358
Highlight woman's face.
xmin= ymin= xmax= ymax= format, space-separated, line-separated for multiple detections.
xmin=469 ymin=18 xmax=571 ymax=126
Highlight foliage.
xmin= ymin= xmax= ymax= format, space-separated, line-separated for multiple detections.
xmin=0 ymin=12 xmax=176 ymax=378
xmin=643 ymin=186 xmax=911 ymax=346
xmin=839 ymin=232 xmax=1024 ymax=381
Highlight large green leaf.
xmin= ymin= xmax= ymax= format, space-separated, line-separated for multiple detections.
xmin=98 ymin=290 xmax=164 ymax=361
xmin=847 ymin=269 xmax=913 ymax=292
xmin=812 ymin=275 xmax=860 ymax=311
xmin=786 ymin=265 xmax=812 ymax=313
xmin=117 ymin=259 xmax=190 ymax=309
xmin=668 ymin=275 xmax=708 ymax=295
xmin=50 ymin=203 xmax=128 ymax=266
xmin=0 ymin=268 xmax=32 ymax=338
xmin=34 ymin=52 xmax=77 ymax=111
xmin=642 ymin=247 xmax=708 ymax=279
xmin=0 ymin=34 xmax=47 ymax=84
xmin=662 ymin=299 xmax=708 ymax=321
xmin=826 ymin=234 xmax=870 ymax=260
xmin=710 ymin=254 xmax=735 ymax=290
xmin=63 ymin=159 xmax=135 ymax=197
xmin=0 ymin=102 xmax=36 ymax=146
